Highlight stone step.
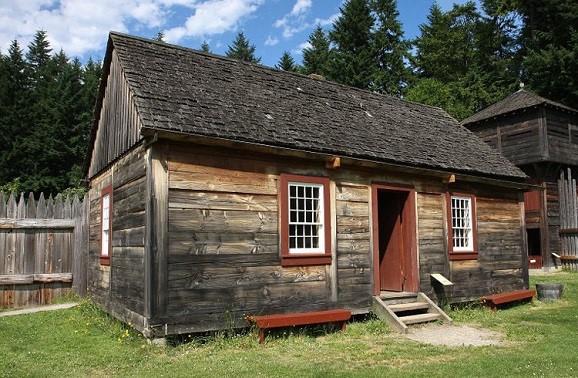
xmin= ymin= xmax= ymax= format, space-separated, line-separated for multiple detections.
xmin=399 ymin=313 xmax=441 ymax=325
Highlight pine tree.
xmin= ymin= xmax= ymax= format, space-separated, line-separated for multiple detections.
xmin=226 ymin=32 xmax=261 ymax=63
xmin=200 ymin=41 xmax=211 ymax=53
xmin=329 ymin=0 xmax=376 ymax=88
xmin=276 ymin=51 xmax=297 ymax=72
xmin=515 ymin=0 xmax=578 ymax=108
xmin=153 ymin=31 xmax=165 ymax=42
xmin=0 ymin=40 xmax=29 ymax=189
xmin=407 ymin=2 xmax=519 ymax=119
xmin=369 ymin=0 xmax=413 ymax=97
xmin=0 ymin=30 xmax=101 ymax=195
xmin=301 ymin=26 xmax=331 ymax=76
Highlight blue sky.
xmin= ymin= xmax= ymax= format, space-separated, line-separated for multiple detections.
xmin=0 ymin=0 xmax=474 ymax=67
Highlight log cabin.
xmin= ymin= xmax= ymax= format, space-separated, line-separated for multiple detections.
xmin=87 ymin=32 xmax=530 ymax=338
xmin=462 ymin=89 xmax=578 ymax=269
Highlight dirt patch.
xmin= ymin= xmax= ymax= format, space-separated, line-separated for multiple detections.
xmin=406 ymin=324 xmax=502 ymax=347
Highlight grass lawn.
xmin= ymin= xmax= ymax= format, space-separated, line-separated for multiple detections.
xmin=1 ymin=272 xmax=577 ymax=377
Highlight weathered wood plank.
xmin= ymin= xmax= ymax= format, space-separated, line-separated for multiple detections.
xmin=0 ymin=219 xmax=75 ymax=229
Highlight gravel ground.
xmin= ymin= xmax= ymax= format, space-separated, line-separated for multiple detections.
xmin=406 ymin=324 xmax=502 ymax=347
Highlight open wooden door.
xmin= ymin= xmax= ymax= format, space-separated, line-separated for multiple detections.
xmin=372 ymin=185 xmax=418 ymax=295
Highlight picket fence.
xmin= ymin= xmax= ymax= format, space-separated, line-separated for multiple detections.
xmin=0 ymin=192 xmax=88 ymax=308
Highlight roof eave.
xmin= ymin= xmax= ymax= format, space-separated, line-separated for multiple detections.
xmin=141 ymin=127 xmax=529 ymax=189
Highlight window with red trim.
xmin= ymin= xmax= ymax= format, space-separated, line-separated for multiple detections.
xmin=280 ymin=174 xmax=332 ymax=266
xmin=446 ymin=192 xmax=478 ymax=260
xmin=100 ymin=185 xmax=112 ymax=265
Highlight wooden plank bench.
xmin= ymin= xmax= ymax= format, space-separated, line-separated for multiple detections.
xmin=481 ymin=289 xmax=536 ymax=311
xmin=246 ymin=309 xmax=352 ymax=343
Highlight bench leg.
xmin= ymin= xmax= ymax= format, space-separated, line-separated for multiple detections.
xmin=258 ymin=330 xmax=265 ymax=344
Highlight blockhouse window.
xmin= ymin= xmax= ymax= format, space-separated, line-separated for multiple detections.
xmin=447 ymin=192 xmax=478 ymax=260
xmin=280 ymin=174 xmax=332 ymax=266
xmin=100 ymin=185 xmax=112 ymax=265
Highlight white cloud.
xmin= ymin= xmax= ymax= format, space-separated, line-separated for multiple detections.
xmin=313 ymin=13 xmax=339 ymax=27
xmin=273 ymin=0 xmax=318 ymax=39
xmin=264 ymin=35 xmax=279 ymax=46
xmin=0 ymin=0 xmax=263 ymax=60
xmin=292 ymin=41 xmax=310 ymax=55
xmin=164 ymin=0 xmax=264 ymax=43
xmin=290 ymin=0 xmax=311 ymax=16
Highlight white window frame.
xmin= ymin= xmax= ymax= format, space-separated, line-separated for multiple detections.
xmin=100 ymin=185 xmax=112 ymax=264
xmin=450 ymin=195 xmax=474 ymax=252
xmin=287 ymin=181 xmax=325 ymax=254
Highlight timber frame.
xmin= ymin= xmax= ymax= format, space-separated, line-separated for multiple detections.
xmin=463 ymin=89 xmax=578 ymax=268
xmin=86 ymin=32 xmax=532 ymax=337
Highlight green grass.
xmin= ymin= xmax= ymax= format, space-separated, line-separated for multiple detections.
xmin=1 ymin=272 xmax=577 ymax=377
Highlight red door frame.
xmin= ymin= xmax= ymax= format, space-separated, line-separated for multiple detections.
xmin=371 ymin=184 xmax=418 ymax=295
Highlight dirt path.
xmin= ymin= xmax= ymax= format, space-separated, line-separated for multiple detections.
xmin=406 ymin=324 xmax=502 ymax=347
xmin=0 ymin=303 xmax=78 ymax=318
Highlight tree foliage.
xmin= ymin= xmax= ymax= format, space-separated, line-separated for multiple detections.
xmin=407 ymin=1 xmax=519 ymax=119
xmin=226 ymin=32 xmax=261 ymax=63
xmin=329 ymin=0 xmax=376 ymax=88
xmin=301 ymin=26 xmax=332 ymax=77
xmin=276 ymin=51 xmax=298 ymax=72
xmin=516 ymin=0 xmax=578 ymax=108
xmin=0 ymin=30 xmax=101 ymax=195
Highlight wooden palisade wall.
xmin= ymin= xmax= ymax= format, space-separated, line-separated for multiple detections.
xmin=0 ymin=193 xmax=87 ymax=308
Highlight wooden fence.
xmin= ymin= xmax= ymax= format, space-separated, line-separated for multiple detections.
xmin=0 ymin=192 xmax=88 ymax=308
xmin=558 ymin=169 xmax=578 ymax=270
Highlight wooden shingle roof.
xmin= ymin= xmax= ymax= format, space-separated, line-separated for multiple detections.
xmin=104 ymin=32 xmax=525 ymax=181
xmin=462 ymin=88 xmax=578 ymax=125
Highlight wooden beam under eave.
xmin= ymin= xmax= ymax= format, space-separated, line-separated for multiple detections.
xmin=326 ymin=156 xmax=340 ymax=169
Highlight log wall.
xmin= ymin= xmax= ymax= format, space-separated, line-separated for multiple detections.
xmin=88 ymin=144 xmax=147 ymax=324
xmin=157 ymin=141 xmax=525 ymax=333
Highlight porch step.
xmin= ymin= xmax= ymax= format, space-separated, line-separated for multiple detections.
xmin=372 ymin=292 xmax=452 ymax=333
xmin=388 ymin=302 xmax=430 ymax=312
xmin=400 ymin=313 xmax=441 ymax=325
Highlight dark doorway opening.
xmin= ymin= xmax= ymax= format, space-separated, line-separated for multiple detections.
xmin=527 ymin=228 xmax=542 ymax=268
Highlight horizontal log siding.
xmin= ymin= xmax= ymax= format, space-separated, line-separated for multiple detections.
xmin=416 ymin=192 xmax=448 ymax=301
xmin=449 ymin=194 xmax=524 ymax=302
xmin=468 ymin=111 xmax=543 ymax=166
xmin=546 ymin=109 xmax=578 ymax=165
xmin=88 ymin=145 xmax=146 ymax=316
xmin=334 ymin=182 xmax=371 ymax=309
xmin=166 ymin=146 xmax=333 ymax=331
xmin=159 ymin=142 xmax=525 ymax=331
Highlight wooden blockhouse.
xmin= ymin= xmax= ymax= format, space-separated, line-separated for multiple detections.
xmin=463 ymin=89 xmax=578 ymax=269
xmin=87 ymin=32 xmax=530 ymax=338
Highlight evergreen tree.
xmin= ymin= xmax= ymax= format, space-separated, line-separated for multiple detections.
xmin=369 ymin=0 xmax=413 ymax=97
xmin=407 ymin=1 xmax=519 ymax=119
xmin=0 ymin=30 xmax=101 ymax=195
xmin=515 ymin=0 xmax=578 ymax=108
xmin=276 ymin=51 xmax=298 ymax=72
xmin=200 ymin=41 xmax=211 ymax=53
xmin=0 ymin=40 xmax=29 ymax=189
xmin=226 ymin=32 xmax=261 ymax=63
xmin=329 ymin=0 xmax=375 ymax=88
xmin=153 ymin=31 xmax=165 ymax=42
xmin=301 ymin=26 xmax=331 ymax=76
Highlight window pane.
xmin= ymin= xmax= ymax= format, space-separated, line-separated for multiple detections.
xmin=451 ymin=196 xmax=473 ymax=251
xmin=287 ymin=181 xmax=325 ymax=254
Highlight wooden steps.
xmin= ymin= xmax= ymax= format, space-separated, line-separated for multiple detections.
xmin=372 ymin=292 xmax=452 ymax=333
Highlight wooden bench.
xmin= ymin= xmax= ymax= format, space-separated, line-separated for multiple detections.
xmin=246 ymin=309 xmax=352 ymax=343
xmin=481 ymin=289 xmax=536 ymax=311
